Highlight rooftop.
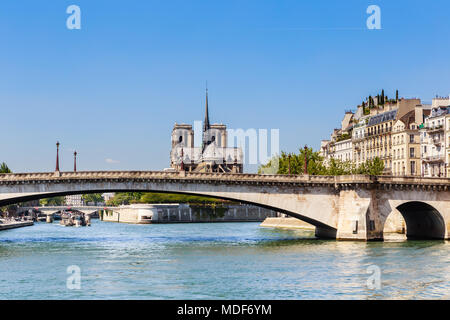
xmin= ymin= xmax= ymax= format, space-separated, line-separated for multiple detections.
xmin=368 ymin=109 xmax=398 ymax=126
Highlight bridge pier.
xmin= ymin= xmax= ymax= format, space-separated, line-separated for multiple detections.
xmin=315 ymin=227 xmax=337 ymax=239
xmin=46 ymin=214 xmax=54 ymax=223
xmin=335 ymin=188 xmax=450 ymax=241
xmin=85 ymin=213 xmax=91 ymax=226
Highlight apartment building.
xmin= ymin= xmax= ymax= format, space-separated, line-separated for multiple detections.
xmin=364 ymin=109 xmax=397 ymax=173
xmin=420 ymin=105 xmax=449 ymax=177
xmin=352 ymin=116 xmax=369 ymax=167
xmin=320 ymin=92 xmax=450 ymax=177
xmin=392 ymin=111 xmax=421 ymax=176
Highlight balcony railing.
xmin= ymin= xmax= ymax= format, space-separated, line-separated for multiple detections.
xmin=422 ymin=154 xmax=445 ymax=162
xmin=425 ymin=124 xmax=444 ymax=132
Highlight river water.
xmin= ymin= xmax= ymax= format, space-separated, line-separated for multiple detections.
xmin=0 ymin=220 xmax=448 ymax=299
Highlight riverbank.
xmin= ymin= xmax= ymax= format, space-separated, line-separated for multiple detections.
xmin=260 ymin=217 xmax=315 ymax=230
xmin=101 ymin=203 xmax=278 ymax=224
xmin=0 ymin=220 xmax=34 ymax=231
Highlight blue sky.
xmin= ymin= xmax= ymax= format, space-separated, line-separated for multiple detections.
xmin=1 ymin=0 xmax=449 ymax=172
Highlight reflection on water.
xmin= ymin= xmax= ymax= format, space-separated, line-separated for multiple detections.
xmin=0 ymin=221 xmax=448 ymax=299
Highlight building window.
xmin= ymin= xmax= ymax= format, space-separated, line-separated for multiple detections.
xmin=410 ymin=135 xmax=414 ymax=143
xmin=410 ymin=148 xmax=414 ymax=158
xmin=411 ymin=161 xmax=416 ymax=175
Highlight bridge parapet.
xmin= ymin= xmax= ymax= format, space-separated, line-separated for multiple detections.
xmin=0 ymin=171 xmax=449 ymax=189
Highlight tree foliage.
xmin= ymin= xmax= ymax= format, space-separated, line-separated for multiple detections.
xmin=105 ymin=192 xmax=226 ymax=206
xmin=39 ymin=196 xmax=65 ymax=206
xmin=0 ymin=162 xmax=11 ymax=174
xmin=258 ymin=147 xmax=385 ymax=176
xmin=82 ymin=193 xmax=104 ymax=204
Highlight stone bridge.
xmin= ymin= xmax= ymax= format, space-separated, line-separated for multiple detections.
xmin=1 ymin=171 xmax=449 ymax=240
xmin=17 ymin=205 xmax=115 ymax=216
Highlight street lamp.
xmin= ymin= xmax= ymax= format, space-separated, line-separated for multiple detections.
xmin=74 ymin=151 xmax=77 ymax=172
xmin=55 ymin=141 xmax=60 ymax=172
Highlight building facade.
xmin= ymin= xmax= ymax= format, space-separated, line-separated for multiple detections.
xmin=364 ymin=109 xmax=397 ymax=173
xmin=392 ymin=111 xmax=420 ymax=176
xmin=170 ymin=89 xmax=243 ymax=173
xmin=352 ymin=116 xmax=369 ymax=167
xmin=420 ymin=105 xmax=449 ymax=177
xmin=64 ymin=194 xmax=83 ymax=206
xmin=319 ymin=92 xmax=450 ymax=177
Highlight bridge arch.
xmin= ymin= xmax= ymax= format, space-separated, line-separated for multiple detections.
xmin=1 ymin=188 xmax=337 ymax=238
xmin=391 ymin=201 xmax=446 ymax=240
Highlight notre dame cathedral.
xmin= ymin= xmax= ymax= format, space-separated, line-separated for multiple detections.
xmin=170 ymin=89 xmax=243 ymax=173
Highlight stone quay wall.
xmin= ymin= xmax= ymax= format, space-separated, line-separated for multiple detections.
xmin=101 ymin=203 xmax=278 ymax=224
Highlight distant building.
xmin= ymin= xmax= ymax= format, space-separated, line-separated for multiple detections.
xmin=365 ymin=108 xmax=398 ymax=172
xmin=320 ymin=112 xmax=354 ymax=164
xmin=319 ymin=91 xmax=450 ymax=178
xmin=170 ymin=89 xmax=243 ymax=173
xmin=102 ymin=193 xmax=115 ymax=203
xmin=321 ymin=92 xmax=430 ymax=175
xmin=420 ymin=103 xmax=449 ymax=177
xmin=352 ymin=115 xmax=370 ymax=167
xmin=392 ymin=110 xmax=421 ymax=176
xmin=65 ymin=194 xmax=83 ymax=206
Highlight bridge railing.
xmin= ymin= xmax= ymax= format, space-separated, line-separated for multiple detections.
xmin=0 ymin=171 xmax=340 ymax=183
xmin=0 ymin=171 xmax=449 ymax=185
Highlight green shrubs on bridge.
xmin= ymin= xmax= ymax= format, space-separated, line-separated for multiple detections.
xmin=106 ymin=192 xmax=230 ymax=206
xmin=258 ymin=147 xmax=384 ymax=176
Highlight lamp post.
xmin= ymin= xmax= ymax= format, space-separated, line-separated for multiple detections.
xmin=74 ymin=151 xmax=77 ymax=172
xmin=55 ymin=141 xmax=60 ymax=172
xmin=304 ymin=145 xmax=308 ymax=175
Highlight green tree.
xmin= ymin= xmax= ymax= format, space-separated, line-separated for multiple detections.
xmin=368 ymin=96 xmax=373 ymax=108
xmin=259 ymin=147 xmax=385 ymax=177
xmin=139 ymin=193 xmax=225 ymax=204
xmin=396 ymin=90 xmax=399 ymax=102
xmin=0 ymin=162 xmax=11 ymax=173
xmin=106 ymin=192 xmax=143 ymax=206
xmin=259 ymin=147 xmax=327 ymax=175
xmin=325 ymin=158 xmax=354 ymax=176
xmin=356 ymin=157 xmax=384 ymax=175
xmin=106 ymin=192 xmax=226 ymax=206
xmin=40 ymin=196 xmax=65 ymax=206
xmin=82 ymin=193 xmax=104 ymax=204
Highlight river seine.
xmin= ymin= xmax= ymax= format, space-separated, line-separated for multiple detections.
xmin=0 ymin=220 xmax=448 ymax=299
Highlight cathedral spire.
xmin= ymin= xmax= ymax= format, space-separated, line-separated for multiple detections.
xmin=203 ymin=82 xmax=210 ymax=133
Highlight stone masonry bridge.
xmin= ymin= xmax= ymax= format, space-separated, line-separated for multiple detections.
xmin=16 ymin=205 xmax=115 ymax=217
xmin=1 ymin=171 xmax=449 ymax=240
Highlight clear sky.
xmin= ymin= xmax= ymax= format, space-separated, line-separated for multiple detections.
xmin=1 ymin=0 xmax=449 ymax=173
